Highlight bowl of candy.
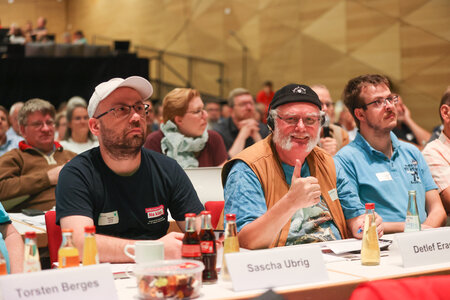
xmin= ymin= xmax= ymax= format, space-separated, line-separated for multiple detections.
xmin=135 ymin=259 xmax=204 ymax=299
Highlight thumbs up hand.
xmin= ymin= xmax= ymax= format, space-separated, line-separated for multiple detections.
xmin=287 ymin=159 xmax=322 ymax=210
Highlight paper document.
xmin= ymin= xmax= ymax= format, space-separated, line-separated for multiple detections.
xmin=325 ymin=239 xmax=392 ymax=254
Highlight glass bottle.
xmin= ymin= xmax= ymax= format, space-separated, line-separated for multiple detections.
xmin=361 ymin=203 xmax=380 ymax=266
xmin=82 ymin=226 xmax=99 ymax=266
xmin=58 ymin=229 xmax=80 ymax=268
xmin=199 ymin=211 xmax=218 ymax=283
xmin=23 ymin=231 xmax=41 ymax=272
xmin=181 ymin=213 xmax=202 ymax=261
xmin=404 ymin=190 xmax=421 ymax=232
xmin=221 ymin=214 xmax=239 ymax=281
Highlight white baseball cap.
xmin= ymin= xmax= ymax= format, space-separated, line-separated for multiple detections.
xmin=87 ymin=76 xmax=153 ymax=117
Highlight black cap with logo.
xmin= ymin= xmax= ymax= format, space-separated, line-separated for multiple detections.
xmin=268 ymin=84 xmax=322 ymax=112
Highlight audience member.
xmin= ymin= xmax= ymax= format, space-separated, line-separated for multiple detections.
xmin=6 ymin=102 xmax=23 ymax=141
xmin=145 ymin=88 xmax=227 ymax=168
xmin=256 ymin=81 xmax=274 ymax=110
xmin=205 ymin=100 xmax=221 ymax=130
xmin=0 ymin=106 xmax=21 ymax=157
xmin=23 ymin=20 xmax=33 ymax=43
xmin=254 ymin=102 xmax=267 ymax=124
xmin=59 ymin=97 xmax=98 ymax=154
xmin=223 ymin=84 xmax=382 ymax=249
xmin=0 ymin=207 xmax=24 ymax=273
xmin=8 ymin=24 xmax=26 ymax=44
xmin=393 ymin=93 xmax=431 ymax=148
xmin=31 ymin=17 xmax=48 ymax=42
xmin=143 ymin=99 xmax=159 ymax=138
xmin=72 ymin=30 xmax=87 ymax=44
xmin=0 ymin=99 xmax=76 ymax=212
xmin=423 ymin=91 xmax=450 ymax=215
xmin=335 ymin=74 xmax=446 ymax=233
xmin=338 ymin=107 xmax=358 ymax=141
xmin=54 ymin=111 xmax=67 ymax=142
xmin=221 ymin=103 xmax=232 ymax=119
xmin=56 ymin=76 xmax=204 ymax=262
xmin=62 ymin=32 xmax=71 ymax=44
xmin=311 ymin=84 xmax=349 ymax=156
xmin=214 ymin=88 xmax=269 ymax=157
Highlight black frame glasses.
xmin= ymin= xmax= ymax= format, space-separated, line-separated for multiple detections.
xmin=95 ymin=103 xmax=149 ymax=119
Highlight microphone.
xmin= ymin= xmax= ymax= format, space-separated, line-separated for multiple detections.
xmin=323 ymin=114 xmax=331 ymax=138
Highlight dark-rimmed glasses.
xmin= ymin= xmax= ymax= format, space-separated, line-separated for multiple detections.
xmin=95 ymin=103 xmax=149 ymax=119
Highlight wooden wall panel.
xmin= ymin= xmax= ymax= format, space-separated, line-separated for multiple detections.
xmin=1 ymin=0 xmax=449 ymax=129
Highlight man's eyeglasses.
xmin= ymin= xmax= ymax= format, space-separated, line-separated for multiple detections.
xmin=277 ymin=113 xmax=324 ymax=127
xmin=362 ymin=95 xmax=399 ymax=109
xmin=95 ymin=103 xmax=149 ymax=119
xmin=73 ymin=116 xmax=90 ymax=121
xmin=25 ymin=120 xmax=55 ymax=129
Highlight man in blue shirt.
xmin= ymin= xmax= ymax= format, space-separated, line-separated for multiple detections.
xmin=335 ymin=74 xmax=446 ymax=233
xmin=0 ymin=106 xmax=22 ymax=157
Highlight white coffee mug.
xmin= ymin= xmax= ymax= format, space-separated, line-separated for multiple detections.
xmin=124 ymin=241 xmax=164 ymax=264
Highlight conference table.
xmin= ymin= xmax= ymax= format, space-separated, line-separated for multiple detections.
xmin=112 ymin=232 xmax=450 ymax=299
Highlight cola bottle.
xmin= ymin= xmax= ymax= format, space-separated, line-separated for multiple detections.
xmin=199 ymin=211 xmax=217 ymax=283
xmin=181 ymin=213 xmax=202 ymax=261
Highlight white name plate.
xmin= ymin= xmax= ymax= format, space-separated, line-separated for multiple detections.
xmin=225 ymin=244 xmax=328 ymax=292
xmin=395 ymin=228 xmax=450 ymax=268
xmin=0 ymin=264 xmax=118 ymax=300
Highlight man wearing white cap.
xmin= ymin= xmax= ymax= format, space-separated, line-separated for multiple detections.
xmin=56 ymin=76 xmax=204 ymax=262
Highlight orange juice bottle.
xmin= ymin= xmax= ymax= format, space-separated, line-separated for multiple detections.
xmin=0 ymin=250 xmax=7 ymax=275
xmin=58 ymin=229 xmax=79 ymax=268
xmin=82 ymin=226 xmax=99 ymax=266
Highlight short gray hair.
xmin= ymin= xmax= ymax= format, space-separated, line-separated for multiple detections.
xmin=18 ymin=98 xmax=55 ymax=126
xmin=228 ymin=88 xmax=252 ymax=107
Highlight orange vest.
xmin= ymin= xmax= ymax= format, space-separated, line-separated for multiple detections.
xmin=222 ymin=135 xmax=350 ymax=247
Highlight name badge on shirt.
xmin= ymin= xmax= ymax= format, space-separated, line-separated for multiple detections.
xmin=376 ymin=171 xmax=393 ymax=182
xmin=98 ymin=211 xmax=119 ymax=226
xmin=328 ymin=189 xmax=338 ymax=201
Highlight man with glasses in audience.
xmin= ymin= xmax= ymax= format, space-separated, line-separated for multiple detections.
xmin=311 ymin=84 xmax=349 ymax=156
xmin=222 ymin=84 xmax=382 ymax=249
xmin=214 ymin=88 xmax=269 ymax=157
xmin=0 ymin=99 xmax=76 ymax=212
xmin=56 ymin=76 xmax=204 ymax=262
xmin=335 ymin=74 xmax=446 ymax=233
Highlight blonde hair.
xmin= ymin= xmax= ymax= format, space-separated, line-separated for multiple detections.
xmin=162 ymin=88 xmax=200 ymax=123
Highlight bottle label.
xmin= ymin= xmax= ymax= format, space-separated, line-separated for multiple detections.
xmin=61 ymin=255 xmax=79 ymax=268
xmin=182 ymin=244 xmax=201 ymax=257
xmin=200 ymin=241 xmax=214 ymax=254
xmin=405 ymin=215 xmax=421 ymax=232
xmin=24 ymin=260 xmax=41 ymax=272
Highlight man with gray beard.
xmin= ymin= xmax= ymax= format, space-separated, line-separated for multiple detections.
xmin=222 ymin=84 xmax=382 ymax=249
xmin=56 ymin=77 xmax=203 ymax=262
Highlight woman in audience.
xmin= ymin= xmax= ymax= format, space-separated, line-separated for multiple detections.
xmin=144 ymin=88 xmax=227 ymax=168
xmin=60 ymin=97 xmax=98 ymax=154
xmin=54 ymin=111 xmax=67 ymax=142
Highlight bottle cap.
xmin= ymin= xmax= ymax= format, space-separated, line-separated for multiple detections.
xmin=185 ymin=213 xmax=196 ymax=218
xmin=62 ymin=228 xmax=74 ymax=233
xmin=408 ymin=190 xmax=416 ymax=195
xmin=200 ymin=211 xmax=211 ymax=215
xmin=84 ymin=225 xmax=96 ymax=234
xmin=365 ymin=203 xmax=375 ymax=210
xmin=25 ymin=231 xmax=36 ymax=239
xmin=225 ymin=214 xmax=236 ymax=221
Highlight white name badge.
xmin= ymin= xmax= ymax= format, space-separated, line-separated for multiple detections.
xmin=98 ymin=211 xmax=119 ymax=226
xmin=0 ymin=264 xmax=118 ymax=300
xmin=375 ymin=171 xmax=393 ymax=182
xmin=225 ymin=245 xmax=328 ymax=292
xmin=395 ymin=228 xmax=450 ymax=268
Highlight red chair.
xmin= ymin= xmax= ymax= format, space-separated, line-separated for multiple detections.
xmin=204 ymin=201 xmax=224 ymax=230
xmin=349 ymin=275 xmax=450 ymax=300
xmin=44 ymin=211 xmax=62 ymax=265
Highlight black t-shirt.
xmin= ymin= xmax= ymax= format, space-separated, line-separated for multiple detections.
xmin=56 ymin=147 xmax=204 ymax=240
